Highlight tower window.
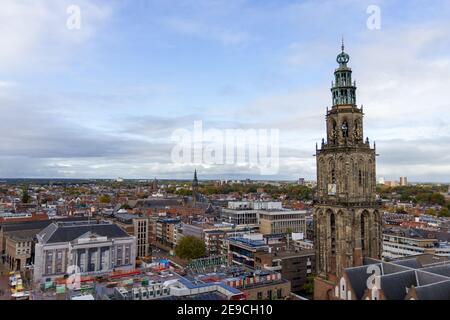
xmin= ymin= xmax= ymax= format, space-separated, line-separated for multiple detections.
xmin=359 ymin=170 xmax=362 ymax=186
xmin=330 ymin=214 xmax=336 ymax=255
xmin=341 ymin=121 xmax=349 ymax=138
xmin=361 ymin=213 xmax=365 ymax=251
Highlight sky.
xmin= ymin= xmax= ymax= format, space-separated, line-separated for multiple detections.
xmin=0 ymin=0 xmax=449 ymax=182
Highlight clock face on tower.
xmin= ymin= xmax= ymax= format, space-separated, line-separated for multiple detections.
xmin=328 ymin=183 xmax=336 ymax=195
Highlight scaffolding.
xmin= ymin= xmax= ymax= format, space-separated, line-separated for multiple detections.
xmin=186 ymin=255 xmax=228 ymax=274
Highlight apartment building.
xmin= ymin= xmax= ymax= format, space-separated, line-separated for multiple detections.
xmin=258 ymin=210 xmax=306 ymax=235
xmin=109 ymin=213 xmax=150 ymax=258
xmin=155 ymin=218 xmax=181 ymax=249
xmin=383 ymin=228 xmax=438 ymax=260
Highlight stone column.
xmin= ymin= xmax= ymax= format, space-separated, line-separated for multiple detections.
xmin=84 ymin=249 xmax=88 ymax=273
xmin=96 ymin=248 xmax=101 ymax=271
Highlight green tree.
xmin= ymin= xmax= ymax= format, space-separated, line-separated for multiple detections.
xmin=430 ymin=193 xmax=446 ymax=206
xmin=120 ymin=203 xmax=132 ymax=210
xmin=395 ymin=207 xmax=407 ymax=214
xmin=21 ymin=186 xmax=30 ymax=204
xmin=98 ymin=195 xmax=111 ymax=204
xmin=302 ymin=274 xmax=315 ymax=296
xmin=425 ymin=208 xmax=436 ymax=216
xmin=438 ymin=207 xmax=450 ymax=218
xmin=175 ymin=236 xmax=206 ymax=261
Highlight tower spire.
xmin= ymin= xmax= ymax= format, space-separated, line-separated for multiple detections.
xmin=192 ymin=169 xmax=199 ymax=208
xmin=341 ymin=36 xmax=345 ymax=53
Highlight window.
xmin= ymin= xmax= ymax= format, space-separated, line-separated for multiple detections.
xmin=116 ymin=246 xmax=123 ymax=266
xmin=277 ymin=289 xmax=282 ymax=299
xmin=257 ymin=292 xmax=263 ymax=300
xmin=45 ymin=251 xmax=53 ymax=275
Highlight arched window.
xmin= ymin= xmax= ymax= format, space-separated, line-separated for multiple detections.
xmin=341 ymin=121 xmax=349 ymax=138
xmin=330 ymin=213 xmax=336 ymax=255
xmin=361 ymin=211 xmax=370 ymax=256
xmin=340 ymin=277 xmax=347 ymax=299
xmin=361 ymin=213 xmax=366 ymax=251
xmin=329 ymin=212 xmax=337 ymax=274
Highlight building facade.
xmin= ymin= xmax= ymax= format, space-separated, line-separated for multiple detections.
xmin=314 ymin=43 xmax=382 ymax=286
xmin=221 ymin=209 xmax=259 ymax=226
xmin=155 ymin=218 xmax=181 ymax=249
xmin=109 ymin=213 xmax=150 ymax=258
xmin=383 ymin=228 xmax=450 ymax=260
xmin=255 ymin=249 xmax=315 ymax=293
xmin=258 ymin=210 xmax=306 ymax=235
xmin=33 ymin=221 xmax=136 ymax=283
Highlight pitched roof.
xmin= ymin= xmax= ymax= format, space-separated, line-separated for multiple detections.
xmin=415 ymin=280 xmax=450 ymax=300
xmin=1 ymin=217 xmax=88 ymax=233
xmin=38 ymin=221 xmax=130 ymax=244
xmin=345 ymin=263 xmax=382 ymax=300
xmin=380 ymin=271 xmax=417 ymax=300
xmin=416 ymin=269 xmax=449 ymax=286
xmin=420 ymin=264 xmax=450 ymax=278
xmin=392 ymin=258 xmax=422 ymax=269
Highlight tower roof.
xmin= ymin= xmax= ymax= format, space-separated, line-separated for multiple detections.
xmin=336 ymin=37 xmax=350 ymax=67
xmin=193 ymin=169 xmax=199 ymax=187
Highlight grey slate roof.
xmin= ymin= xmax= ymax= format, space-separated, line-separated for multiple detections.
xmin=38 ymin=221 xmax=130 ymax=244
xmin=392 ymin=258 xmax=422 ymax=269
xmin=345 ymin=263 xmax=383 ymax=300
xmin=420 ymin=264 xmax=450 ymax=278
xmin=380 ymin=270 xmax=417 ymax=300
xmin=415 ymin=280 xmax=450 ymax=300
xmin=0 ymin=217 xmax=88 ymax=233
xmin=6 ymin=229 xmax=40 ymax=241
xmin=416 ymin=270 xmax=449 ymax=286
xmin=343 ymin=255 xmax=450 ymax=300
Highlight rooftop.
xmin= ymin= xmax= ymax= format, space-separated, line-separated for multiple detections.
xmin=37 ymin=220 xmax=130 ymax=244
xmin=228 ymin=237 xmax=268 ymax=248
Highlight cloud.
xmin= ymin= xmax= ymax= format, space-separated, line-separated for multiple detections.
xmin=0 ymin=0 xmax=113 ymax=72
xmin=161 ymin=17 xmax=252 ymax=46
xmin=0 ymin=1 xmax=449 ymax=181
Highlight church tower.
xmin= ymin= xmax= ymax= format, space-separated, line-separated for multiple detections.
xmin=192 ymin=169 xmax=199 ymax=208
xmin=314 ymin=41 xmax=382 ymax=282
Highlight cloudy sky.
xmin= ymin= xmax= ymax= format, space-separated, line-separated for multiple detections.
xmin=0 ymin=0 xmax=449 ymax=182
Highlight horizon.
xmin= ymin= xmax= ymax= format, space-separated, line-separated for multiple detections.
xmin=0 ymin=177 xmax=449 ymax=185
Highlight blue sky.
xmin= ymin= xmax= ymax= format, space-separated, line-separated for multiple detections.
xmin=0 ymin=0 xmax=449 ymax=182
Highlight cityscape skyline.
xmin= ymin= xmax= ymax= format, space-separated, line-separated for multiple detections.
xmin=0 ymin=0 xmax=449 ymax=182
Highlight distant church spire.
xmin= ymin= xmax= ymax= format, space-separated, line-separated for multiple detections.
xmin=192 ymin=169 xmax=199 ymax=208
xmin=193 ymin=169 xmax=198 ymax=187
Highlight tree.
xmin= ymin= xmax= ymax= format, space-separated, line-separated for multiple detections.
xmin=98 ymin=195 xmax=111 ymax=204
xmin=438 ymin=207 xmax=450 ymax=218
xmin=120 ymin=203 xmax=131 ymax=210
xmin=21 ymin=186 xmax=30 ymax=204
xmin=395 ymin=207 xmax=407 ymax=214
xmin=425 ymin=208 xmax=436 ymax=216
xmin=430 ymin=192 xmax=446 ymax=206
xmin=175 ymin=236 xmax=206 ymax=261
xmin=302 ymin=274 xmax=315 ymax=296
